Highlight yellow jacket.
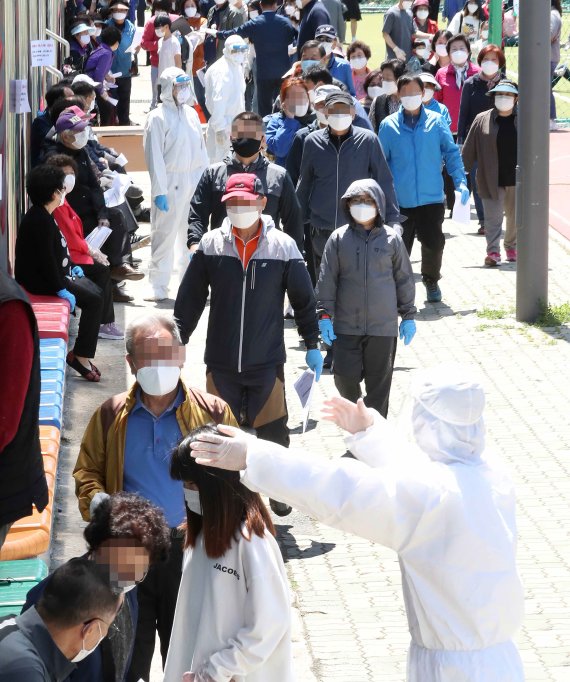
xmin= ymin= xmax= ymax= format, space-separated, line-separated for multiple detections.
xmin=73 ymin=381 xmax=237 ymax=520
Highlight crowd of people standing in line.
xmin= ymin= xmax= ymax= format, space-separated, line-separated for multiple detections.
xmin=0 ymin=0 xmax=550 ymax=680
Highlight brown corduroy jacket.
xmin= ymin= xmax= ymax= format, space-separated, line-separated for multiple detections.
xmin=73 ymin=381 xmax=237 ymax=521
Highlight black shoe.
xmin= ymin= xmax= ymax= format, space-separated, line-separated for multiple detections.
xmin=112 ymin=283 xmax=134 ymax=303
xmin=136 ymin=207 xmax=151 ymax=222
xmin=269 ymin=499 xmax=292 ymax=517
xmin=130 ymin=234 xmax=150 ymax=250
xmin=323 ymin=349 xmax=333 ymax=369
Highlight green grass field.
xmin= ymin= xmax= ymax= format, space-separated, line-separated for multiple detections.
xmin=353 ymin=12 xmax=570 ymax=119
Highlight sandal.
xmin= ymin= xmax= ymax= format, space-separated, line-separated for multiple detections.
xmin=66 ymin=351 xmax=101 ymax=382
xmin=89 ymin=361 xmax=101 ymax=377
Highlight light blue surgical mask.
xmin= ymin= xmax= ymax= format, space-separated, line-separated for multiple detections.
xmin=301 ymin=59 xmax=319 ymax=71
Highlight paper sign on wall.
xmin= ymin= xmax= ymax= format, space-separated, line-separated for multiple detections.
xmin=9 ymin=80 xmax=31 ymax=114
xmin=31 ymin=40 xmax=56 ymax=67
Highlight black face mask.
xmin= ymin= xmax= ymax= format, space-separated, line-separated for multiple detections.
xmin=231 ymin=137 xmax=262 ymax=158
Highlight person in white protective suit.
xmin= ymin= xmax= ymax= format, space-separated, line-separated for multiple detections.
xmin=189 ymin=364 xmax=525 ymax=682
xmin=143 ymin=66 xmax=209 ymax=301
xmin=204 ymin=35 xmax=247 ymax=163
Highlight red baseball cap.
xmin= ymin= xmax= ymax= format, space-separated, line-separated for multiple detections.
xmin=221 ymin=173 xmax=265 ymax=202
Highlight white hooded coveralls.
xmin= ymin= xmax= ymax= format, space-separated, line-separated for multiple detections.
xmin=143 ymin=67 xmax=209 ymax=293
xmin=204 ymin=35 xmax=246 ymax=163
xmin=240 ymin=368 xmax=525 ymax=681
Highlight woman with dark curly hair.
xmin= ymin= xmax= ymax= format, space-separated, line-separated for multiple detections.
xmin=164 ymin=425 xmax=293 ymax=682
xmin=22 ymin=492 xmax=170 ymax=682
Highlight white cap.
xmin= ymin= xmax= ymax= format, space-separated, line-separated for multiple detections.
xmin=314 ymin=84 xmax=341 ymax=105
xmin=70 ymin=23 xmax=92 ymax=36
xmin=73 ymin=74 xmax=101 ymax=87
xmin=419 ymin=72 xmax=442 ymax=90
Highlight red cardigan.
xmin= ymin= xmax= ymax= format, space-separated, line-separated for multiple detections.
xmin=434 ymin=62 xmax=481 ymax=134
xmin=53 ymin=201 xmax=93 ymax=266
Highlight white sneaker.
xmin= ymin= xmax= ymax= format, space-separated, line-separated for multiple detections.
xmin=143 ymin=288 xmax=168 ymax=302
xmin=550 ymin=119 xmax=559 ymax=131
xmin=98 ymin=322 xmax=125 ymax=340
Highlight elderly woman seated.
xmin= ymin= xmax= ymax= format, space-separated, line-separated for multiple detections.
xmin=15 ymin=165 xmax=107 ymax=382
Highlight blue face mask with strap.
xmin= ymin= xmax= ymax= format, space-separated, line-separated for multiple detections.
xmin=301 ymin=59 xmax=319 ymax=71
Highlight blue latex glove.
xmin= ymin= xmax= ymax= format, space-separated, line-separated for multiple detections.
xmin=57 ymin=288 xmax=76 ymax=312
xmin=399 ymin=319 xmax=416 ymax=346
xmin=458 ymin=184 xmax=470 ymax=206
xmin=154 ymin=194 xmax=169 ymax=212
xmin=305 ymin=348 xmax=323 ymax=381
xmin=318 ymin=318 xmax=336 ymax=346
xmin=71 ymin=265 xmax=84 ymax=278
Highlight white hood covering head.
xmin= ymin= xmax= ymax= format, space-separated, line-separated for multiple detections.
xmin=223 ymin=34 xmax=247 ymax=59
xmin=159 ymin=66 xmax=190 ymax=104
xmin=411 ymin=364 xmax=486 ymax=465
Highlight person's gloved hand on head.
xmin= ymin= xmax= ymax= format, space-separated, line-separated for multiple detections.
xmin=399 ymin=319 xmax=416 ymax=345
xmin=319 ymin=318 xmax=336 ymax=346
xmin=154 ymin=194 xmax=169 ymax=212
xmin=190 ymin=424 xmax=250 ymax=470
xmin=306 ymin=348 xmax=323 ymax=381
xmin=459 ymin=183 xmax=470 ymax=206
xmin=71 ymin=265 xmax=84 ymax=278
xmin=57 ymin=288 xmax=76 ymax=312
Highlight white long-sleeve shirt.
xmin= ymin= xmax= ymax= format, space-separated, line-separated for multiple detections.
xmin=241 ymin=416 xmax=525 ymax=682
xmin=163 ymin=526 xmax=293 ymax=682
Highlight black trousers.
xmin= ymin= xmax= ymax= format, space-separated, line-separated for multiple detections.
xmin=310 ymin=226 xmax=333 ymax=281
xmin=400 ymin=203 xmax=445 ymax=283
xmin=115 ymin=77 xmax=132 ymax=126
xmin=81 ymin=261 xmax=114 ymax=324
xmin=206 ymin=366 xmax=290 ymax=448
xmin=137 ymin=0 xmax=147 ymax=26
xmin=304 ymin=223 xmax=317 ymax=286
xmin=102 ymin=207 xmax=132 ymax=266
xmin=429 ymin=0 xmax=440 ymax=21
xmin=65 ymin=275 xmax=105 ymax=358
xmin=96 ymin=93 xmax=116 ymax=126
xmin=333 ymin=334 xmax=397 ymax=418
xmin=126 ymin=534 xmax=184 ymax=682
xmin=256 ymin=77 xmax=283 ymax=118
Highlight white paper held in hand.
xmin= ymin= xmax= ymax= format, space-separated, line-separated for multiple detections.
xmin=451 ymin=190 xmax=471 ymax=230
xmin=114 ymin=153 xmax=128 ymax=167
xmin=293 ymin=369 xmax=316 ymax=433
xmin=84 ymin=226 xmax=113 ymax=251
xmin=125 ymin=27 xmax=144 ymax=53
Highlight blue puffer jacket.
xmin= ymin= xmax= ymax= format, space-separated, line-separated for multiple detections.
xmin=378 ymin=106 xmax=466 ymax=209
xmin=106 ymin=18 xmax=136 ymax=78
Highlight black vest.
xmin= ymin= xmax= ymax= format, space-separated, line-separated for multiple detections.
xmin=0 ymin=270 xmax=48 ymax=527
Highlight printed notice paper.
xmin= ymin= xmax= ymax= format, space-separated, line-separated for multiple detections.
xmin=31 ymin=40 xmax=56 ymax=67
xmin=9 ymin=80 xmax=31 ymax=114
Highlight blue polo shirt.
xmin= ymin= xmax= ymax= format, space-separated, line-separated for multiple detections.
xmin=123 ymin=386 xmax=185 ymax=527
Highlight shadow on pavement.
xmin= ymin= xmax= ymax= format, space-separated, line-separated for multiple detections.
xmin=276 ymin=524 xmax=336 ymax=563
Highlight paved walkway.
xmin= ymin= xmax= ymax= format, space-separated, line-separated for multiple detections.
xmin=50 ymin=65 xmax=570 ymax=681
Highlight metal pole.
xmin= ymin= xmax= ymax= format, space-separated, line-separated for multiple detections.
xmin=488 ymin=0 xmax=503 ymax=47
xmin=516 ymin=0 xmax=550 ymax=322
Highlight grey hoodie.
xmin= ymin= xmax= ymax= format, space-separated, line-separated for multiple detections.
xmin=316 ymin=179 xmax=416 ymax=337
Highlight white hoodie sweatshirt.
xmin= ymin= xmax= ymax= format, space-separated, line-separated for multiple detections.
xmin=163 ymin=525 xmax=293 ymax=682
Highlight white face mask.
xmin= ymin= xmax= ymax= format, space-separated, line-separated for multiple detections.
xmin=327 ymin=113 xmax=352 ymax=132
xmin=293 ymin=102 xmax=309 ymax=117
xmin=350 ymin=56 xmax=367 ymax=70
xmin=295 ymin=0 xmax=303 ymax=7
xmin=435 ymin=43 xmax=448 ymax=57
xmin=155 ymin=10 xmax=168 ymax=16
xmin=136 ymin=365 xmax=181 ymax=396
xmin=481 ymin=60 xmax=499 ymax=76
xmin=121 ymin=583 xmax=137 ymax=593
xmin=415 ymin=48 xmax=428 ymax=59
xmin=249 ymin=9 xmax=259 ymax=17
xmin=112 ymin=12 xmax=127 ymax=21
xmin=64 ymin=174 xmax=76 ymax=193
xmin=176 ymin=87 xmax=192 ymax=104
xmin=467 ymin=2 xmax=478 ymax=14
xmin=185 ymin=6 xmax=197 ymax=16
xmin=382 ymin=80 xmax=398 ymax=96
xmin=229 ymin=52 xmax=246 ymax=64
xmin=494 ymin=95 xmax=515 ymax=113
xmin=95 ymin=27 xmax=102 ymax=36
xmin=71 ymin=622 xmax=104 ymax=663
xmin=79 ymin=34 xmax=91 ymax=46
xmin=319 ymin=41 xmax=333 ymax=56
xmin=367 ymin=85 xmax=383 ymax=99
xmin=227 ymin=207 xmax=260 ymax=229
xmin=422 ymin=88 xmax=435 ymax=103
xmin=481 ymin=29 xmax=489 ymax=40
xmin=451 ymin=49 xmax=469 ymax=66
xmin=401 ymin=94 xmax=423 ymax=111
xmin=285 ymin=4 xmax=295 ymax=14
xmin=350 ymin=203 xmax=377 ymax=223
xmin=155 ymin=28 xmax=165 ymax=37
xmin=57 ymin=189 xmax=66 ymax=207
xmin=315 ymin=110 xmax=328 ymax=125
xmin=184 ymin=488 xmax=202 ymax=515
xmin=402 ymin=0 xmax=412 ymax=10
xmin=87 ymin=98 xmax=96 ymax=112
xmin=416 ymin=9 xmax=429 ymax=21
xmin=70 ymin=128 xmax=90 ymax=149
